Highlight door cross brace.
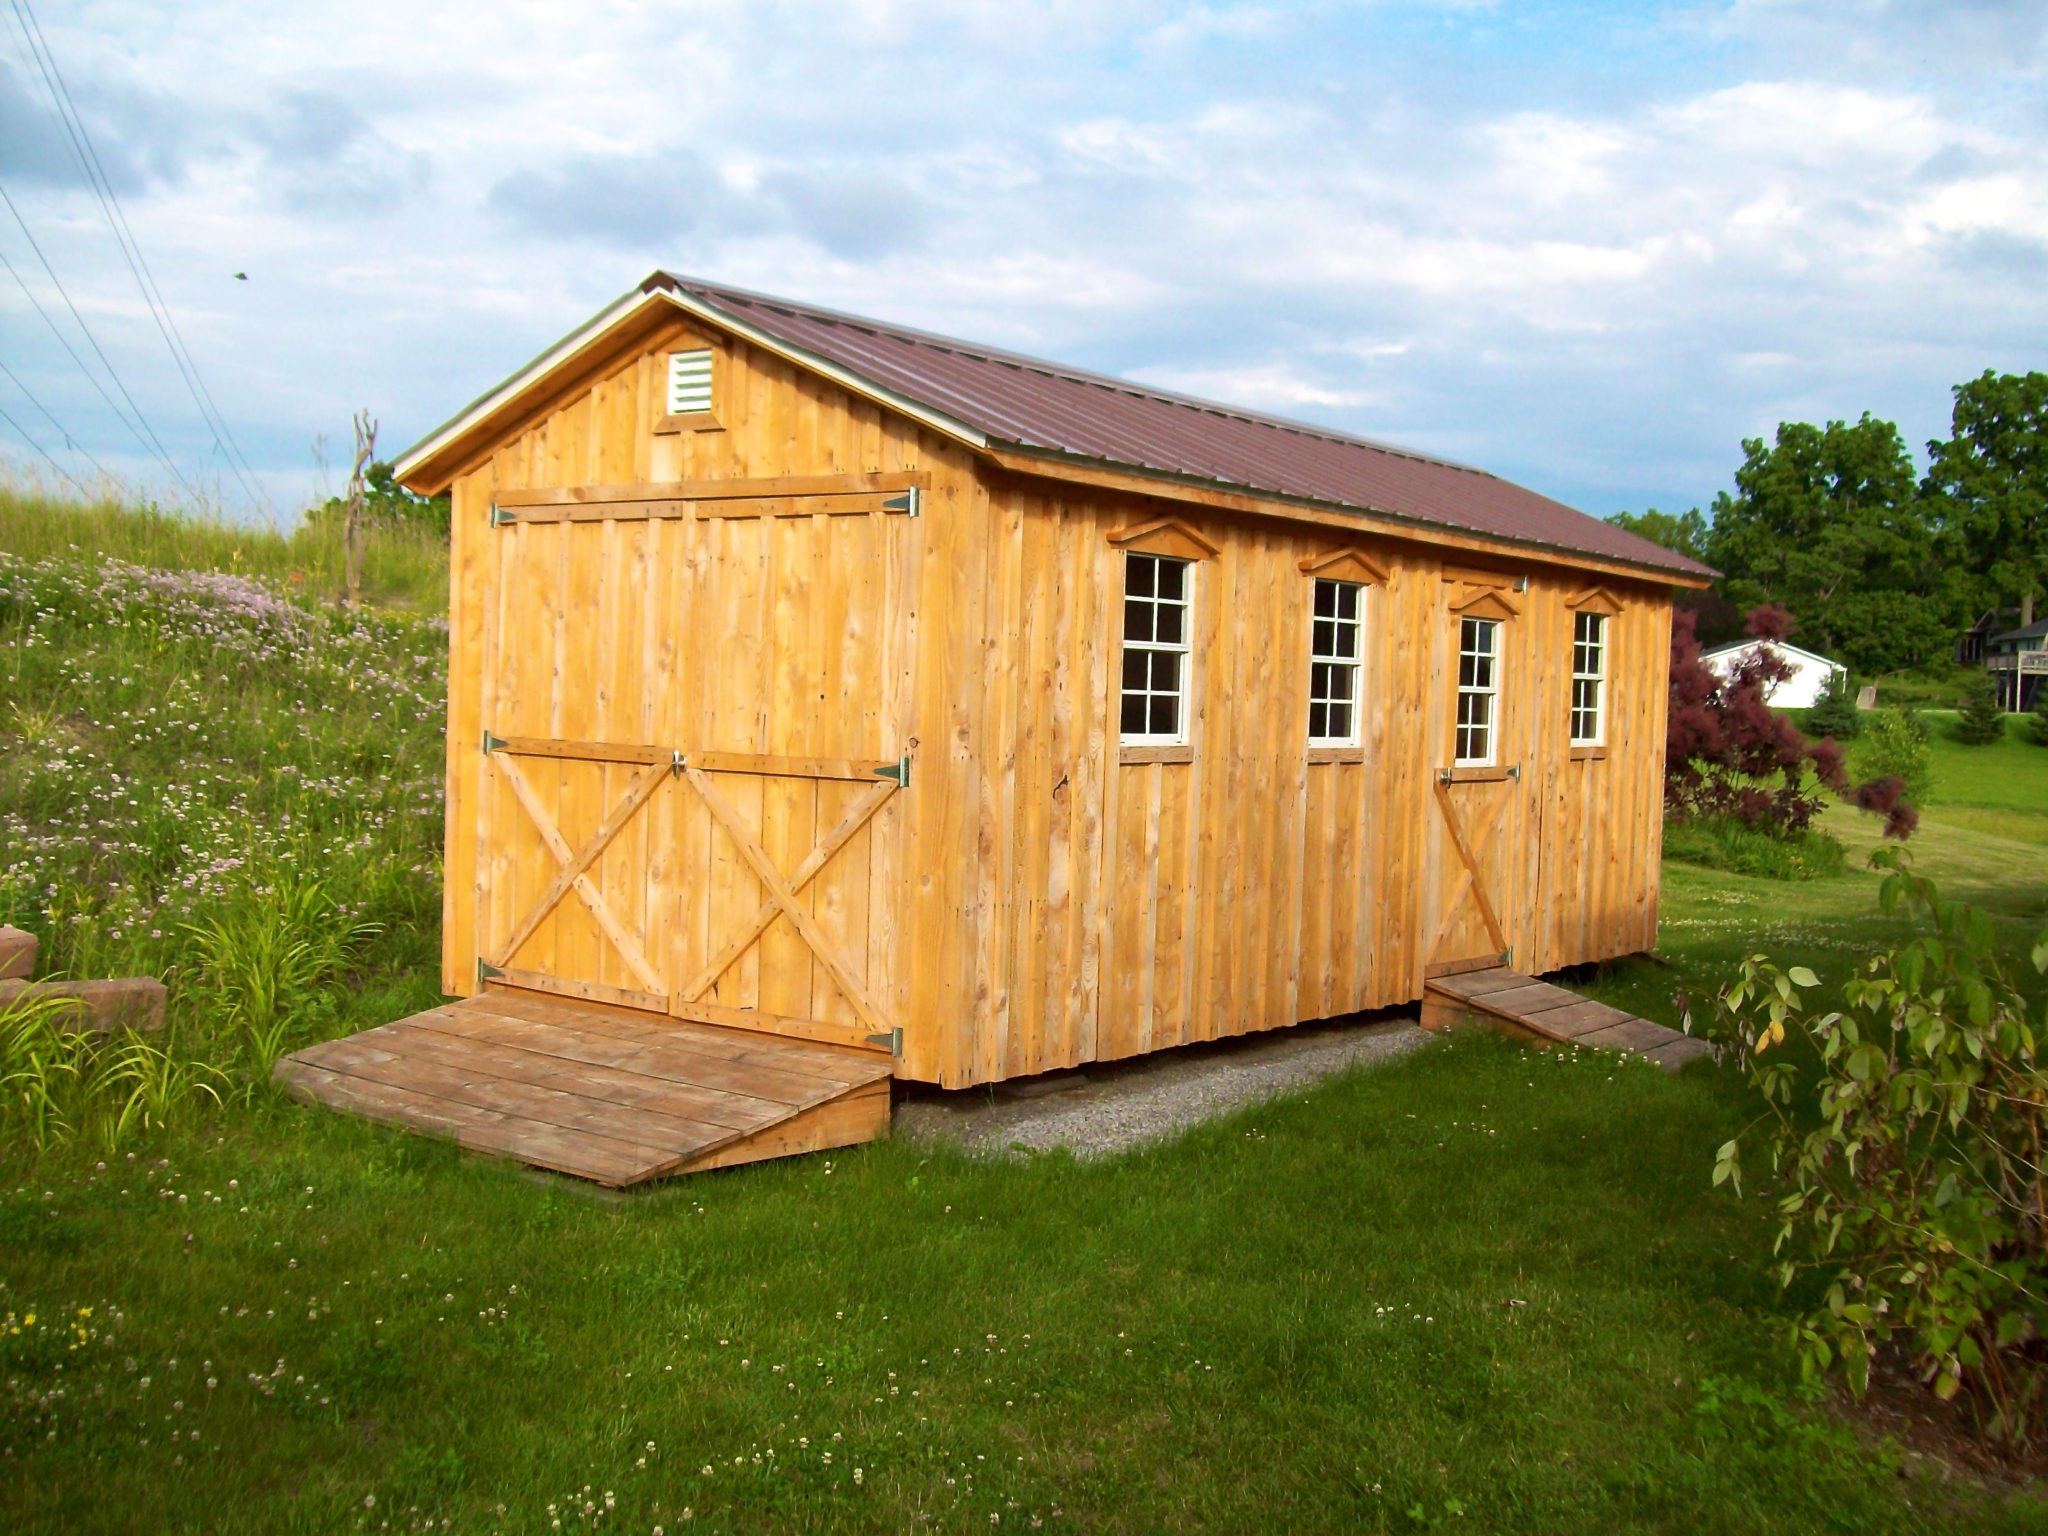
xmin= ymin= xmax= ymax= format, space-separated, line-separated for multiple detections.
xmin=1429 ymin=775 xmax=1511 ymax=961
xmin=681 ymin=766 xmax=894 ymax=1033
xmin=488 ymin=753 xmax=668 ymax=996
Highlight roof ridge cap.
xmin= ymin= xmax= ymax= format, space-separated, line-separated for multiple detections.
xmin=656 ymin=270 xmax=1498 ymax=481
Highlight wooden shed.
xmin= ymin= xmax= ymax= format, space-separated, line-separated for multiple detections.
xmin=279 ymin=274 xmax=1711 ymax=1183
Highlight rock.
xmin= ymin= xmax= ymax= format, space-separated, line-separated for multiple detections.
xmin=0 ymin=977 xmax=167 ymax=1036
xmin=0 ymin=925 xmax=35 ymax=980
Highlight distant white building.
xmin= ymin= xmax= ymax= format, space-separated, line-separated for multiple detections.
xmin=1700 ymin=639 xmax=1846 ymax=711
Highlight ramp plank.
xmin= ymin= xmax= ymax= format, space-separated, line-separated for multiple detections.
xmin=277 ymin=991 xmax=893 ymax=1184
xmin=1422 ymin=966 xmax=1710 ymax=1073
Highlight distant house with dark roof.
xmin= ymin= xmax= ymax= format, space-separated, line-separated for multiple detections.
xmin=1958 ymin=607 xmax=2020 ymax=667
xmin=388 ymin=273 xmax=1713 ymax=1105
xmin=1987 ymin=618 xmax=2047 ymax=713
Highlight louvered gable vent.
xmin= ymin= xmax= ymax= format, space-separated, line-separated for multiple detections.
xmin=666 ymin=349 xmax=713 ymax=415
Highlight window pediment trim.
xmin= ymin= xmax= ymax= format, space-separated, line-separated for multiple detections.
xmin=1298 ymin=546 xmax=1389 ymax=584
xmin=1451 ymin=587 xmax=1520 ymax=621
xmin=1108 ymin=517 xmax=1218 ymax=561
xmin=1567 ymin=585 xmax=1624 ymax=616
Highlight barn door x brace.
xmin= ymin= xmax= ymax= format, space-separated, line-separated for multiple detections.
xmin=478 ymin=734 xmax=910 ymax=1055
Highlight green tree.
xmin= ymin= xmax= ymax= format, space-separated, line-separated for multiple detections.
xmin=1705 ymin=415 xmax=1946 ymax=674
xmin=1804 ymin=664 xmax=1860 ymax=741
xmin=1924 ymin=370 xmax=2048 ymax=629
xmin=313 ymin=461 xmax=450 ymax=539
xmin=1953 ymin=675 xmax=2005 ymax=746
xmin=1606 ymin=506 xmax=1709 ymax=564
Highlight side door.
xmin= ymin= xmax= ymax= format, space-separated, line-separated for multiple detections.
xmin=1426 ymin=582 xmax=1523 ymax=973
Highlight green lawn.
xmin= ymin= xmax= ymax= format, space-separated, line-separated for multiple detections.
xmin=4 ymin=499 xmax=2047 ymax=1533
xmin=11 ymin=1031 xmax=2042 ymax=1536
xmin=1918 ymin=711 xmax=2048 ymax=838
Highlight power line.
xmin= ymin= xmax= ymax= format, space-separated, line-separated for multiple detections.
xmin=0 ymin=354 xmax=113 ymax=482
xmin=0 ymin=214 xmax=197 ymax=498
xmin=0 ymin=398 xmax=88 ymax=494
xmin=8 ymin=0 xmax=270 ymax=512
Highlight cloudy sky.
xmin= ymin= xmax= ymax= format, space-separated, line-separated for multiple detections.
xmin=1 ymin=0 xmax=2044 ymax=523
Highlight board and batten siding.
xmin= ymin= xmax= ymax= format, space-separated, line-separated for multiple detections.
xmin=916 ymin=487 xmax=1671 ymax=1086
xmin=440 ymin=316 xmax=1673 ymax=1089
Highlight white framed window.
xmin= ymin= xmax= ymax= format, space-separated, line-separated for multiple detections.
xmin=1570 ymin=611 xmax=1607 ymax=746
xmin=666 ymin=349 xmax=714 ymax=415
xmin=1120 ymin=553 xmax=1191 ymax=744
xmin=1455 ymin=616 xmax=1500 ymax=766
xmin=1308 ymin=578 xmax=1364 ymax=746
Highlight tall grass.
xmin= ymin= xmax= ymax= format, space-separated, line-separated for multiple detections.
xmin=0 ymin=478 xmax=448 ymax=614
xmin=0 ymin=488 xmax=448 ymax=1156
xmin=0 ymin=991 xmax=223 ymax=1153
xmin=182 ymin=876 xmax=380 ymax=1079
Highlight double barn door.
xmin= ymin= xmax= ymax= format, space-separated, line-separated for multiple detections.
xmin=468 ymin=476 xmax=920 ymax=1053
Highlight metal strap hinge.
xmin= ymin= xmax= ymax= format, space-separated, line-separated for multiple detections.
xmin=481 ymin=730 xmax=507 ymax=754
xmin=872 ymin=754 xmax=911 ymax=787
xmin=882 ymin=488 xmax=921 ymax=517
xmin=489 ymin=503 xmax=515 ymax=527
xmin=865 ymin=1027 xmax=903 ymax=1055
xmin=476 ymin=959 xmax=504 ymax=984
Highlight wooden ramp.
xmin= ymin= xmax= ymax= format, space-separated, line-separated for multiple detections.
xmin=275 ymin=988 xmax=894 ymax=1187
xmin=1421 ymin=966 xmax=1713 ymax=1072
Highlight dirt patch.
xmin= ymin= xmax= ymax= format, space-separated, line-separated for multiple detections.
xmin=1834 ymin=1350 xmax=2048 ymax=1494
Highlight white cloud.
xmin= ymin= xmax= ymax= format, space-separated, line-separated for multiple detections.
xmin=0 ymin=1 xmax=2043 ymax=521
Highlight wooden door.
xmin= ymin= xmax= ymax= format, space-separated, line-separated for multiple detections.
xmin=469 ymin=477 xmax=920 ymax=1053
xmin=1426 ymin=770 xmax=1522 ymax=974
xmin=1426 ymin=588 xmax=1526 ymax=975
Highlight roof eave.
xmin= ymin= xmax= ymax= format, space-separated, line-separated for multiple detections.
xmin=984 ymin=439 xmax=1717 ymax=588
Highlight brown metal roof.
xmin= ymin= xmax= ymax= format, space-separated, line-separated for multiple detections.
xmin=650 ymin=272 xmax=1712 ymax=582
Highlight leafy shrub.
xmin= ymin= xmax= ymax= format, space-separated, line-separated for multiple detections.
xmin=2031 ymin=689 xmax=2048 ymax=747
xmin=1707 ymin=850 xmax=2048 ymax=1448
xmin=1952 ymin=677 xmax=2006 ymax=746
xmin=1804 ymin=665 xmax=1861 ymax=742
xmin=1663 ymin=815 xmax=1846 ymax=881
xmin=1667 ymin=605 xmax=1848 ymax=833
xmin=1849 ymin=707 xmax=1933 ymax=805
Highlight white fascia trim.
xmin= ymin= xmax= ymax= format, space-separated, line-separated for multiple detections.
xmin=392 ymin=286 xmax=664 ymax=482
xmin=655 ymin=286 xmax=987 ymax=452
xmin=393 ymin=284 xmax=990 ymax=485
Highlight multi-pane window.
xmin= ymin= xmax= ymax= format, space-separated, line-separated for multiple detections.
xmin=1120 ymin=554 xmax=1191 ymax=744
xmin=1455 ymin=616 xmax=1500 ymax=766
xmin=1570 ymin=611 xmax=1607 ymax=745
xmin=1308 ymin=578 xmax=1364 ymax=745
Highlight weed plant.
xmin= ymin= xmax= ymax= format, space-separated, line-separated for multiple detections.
xmin=1852 ymin=707 xmax=1935 ymax=805
xmin=0 ymin=992 xmax=222 ymax=1153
